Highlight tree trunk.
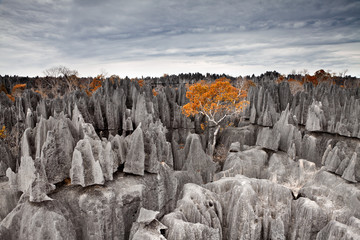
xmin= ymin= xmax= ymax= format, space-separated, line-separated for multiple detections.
xmin=208 ymin=124 xmax=220 ymax=156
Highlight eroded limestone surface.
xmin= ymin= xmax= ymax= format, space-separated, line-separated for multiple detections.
xmin=1 ymin=75 xmax=359 ymax=239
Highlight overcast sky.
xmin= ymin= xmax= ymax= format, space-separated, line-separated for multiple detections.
xmin=0 ymin=0 xmax=359 ymax=78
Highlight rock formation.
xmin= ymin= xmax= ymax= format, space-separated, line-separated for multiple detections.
xmin=0 ymin=73 xmax=359 ymax=239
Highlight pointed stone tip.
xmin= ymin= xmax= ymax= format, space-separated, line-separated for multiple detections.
xmin=136 ymin=208 xmax=160 ymax=225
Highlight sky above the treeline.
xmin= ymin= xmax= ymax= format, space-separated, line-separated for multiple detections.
xmin=0 ymin=0 xmax=359 ymax=78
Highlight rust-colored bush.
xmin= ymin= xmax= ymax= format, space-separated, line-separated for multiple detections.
xmin=89 ymin=75 xmax=103 ymax=92
xmin=302 ymin=69 xmax=333 ymax=86
xmin=81 ymin=74 xmax=104 ymax=96
xmin=152 ymin=89 xmax=158 ymax=96
xmin=0 ymin=125 xmax=6 ymax=139
xmin=303 ymin=74 xmax=318 ymax=85
xmin=6 ymin=94 xmax=15 ymax=102
xmin=276 ymin=75 xmax=286 ymax=83
xmin=11 ymin=84 xmax=26 ymax=93
xmin=137 ymin=79 xmax=144 ymax=88
xmin=9 ymin=83 xmax=27 ymax=101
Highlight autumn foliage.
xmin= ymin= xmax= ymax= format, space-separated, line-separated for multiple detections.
xmin=276 ymin=69 xmax=336 ymax=94
xmin=276 ymin=75 xmax=286 ymax=84
xmin=152 ymin=89 xmax=158 ymax=96
xmin=0 ymin=125 xmax=6 ymax=139
xmin=182 ymin=77 xmax=249 ymax=125
xmin=81 ymin=74 xmax=104 ymax=96
xmin=137 ymin=79 xmax=145 ymax=88
xmin=303 ymin=69 xmax=333 ymax=86
xmin=12 ymin=83 xmax=27 ymax=98
xmin=6 ymin=94 xmax=15 ymax=102
xmin=89 ymin=75 xmax=103 ymax=92
xmin=182 ymin=77 xmax=249 ymax=155
xmin=12 ymin=84 xmax=26 ymax=93
xmin=276 ymin=69 xmax=334 ymax=87
xmin=0 ymin=83 xmax=27 ymax=102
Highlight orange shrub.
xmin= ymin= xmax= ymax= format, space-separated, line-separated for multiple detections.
xmin=152 ymin=89 xmax=158 ymax=96
xmin=276 ymin=75 xmax=286 ymax=83
xmin=82 ymin=74 xmax=104 ymax=96
xmin=288 ymin=78 xmax=301 ymax=83
xmin=0 ymin=125 xmax=6 ymax=139
xmin=138 ymin=79 xmax=144 ymax=88
xmin=6 ymin=94 xmax=15 ymax=102
xmin=12 ymin=84 xmax=26 ymax=93
xmin=8 ymin=83 xmax=26 ymax=101
xmin=89 ymin=76 xmax=103 ymax=92
xmin=303 ymin=74 xmax=318 ymax=86
xmin=302 ymin=69 xmax=333 ymax=86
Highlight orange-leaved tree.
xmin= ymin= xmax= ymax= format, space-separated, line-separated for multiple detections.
xmin=182 ymin=77 xmax=249 ymax=155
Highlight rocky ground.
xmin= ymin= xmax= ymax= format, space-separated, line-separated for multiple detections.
xmin=0 ymin=73 xmax=359 ymax=239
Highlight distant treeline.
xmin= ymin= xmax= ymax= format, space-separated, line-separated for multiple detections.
xmin=1 ymin=70 xmax=358 ymax=99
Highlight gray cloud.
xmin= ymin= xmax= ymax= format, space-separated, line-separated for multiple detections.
xmin=0 ymin=0 xmax=359 ymax=77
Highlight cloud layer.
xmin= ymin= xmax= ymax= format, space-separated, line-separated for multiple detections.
xmin=1 ymin=0 xmax=359 ymax=77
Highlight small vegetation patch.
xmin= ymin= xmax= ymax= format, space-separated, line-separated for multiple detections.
xmin=0 ymin=125 xmax=6 ymax=139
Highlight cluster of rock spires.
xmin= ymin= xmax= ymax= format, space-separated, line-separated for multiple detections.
xmin=0 ymin=73 xmax=359 ymax=239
